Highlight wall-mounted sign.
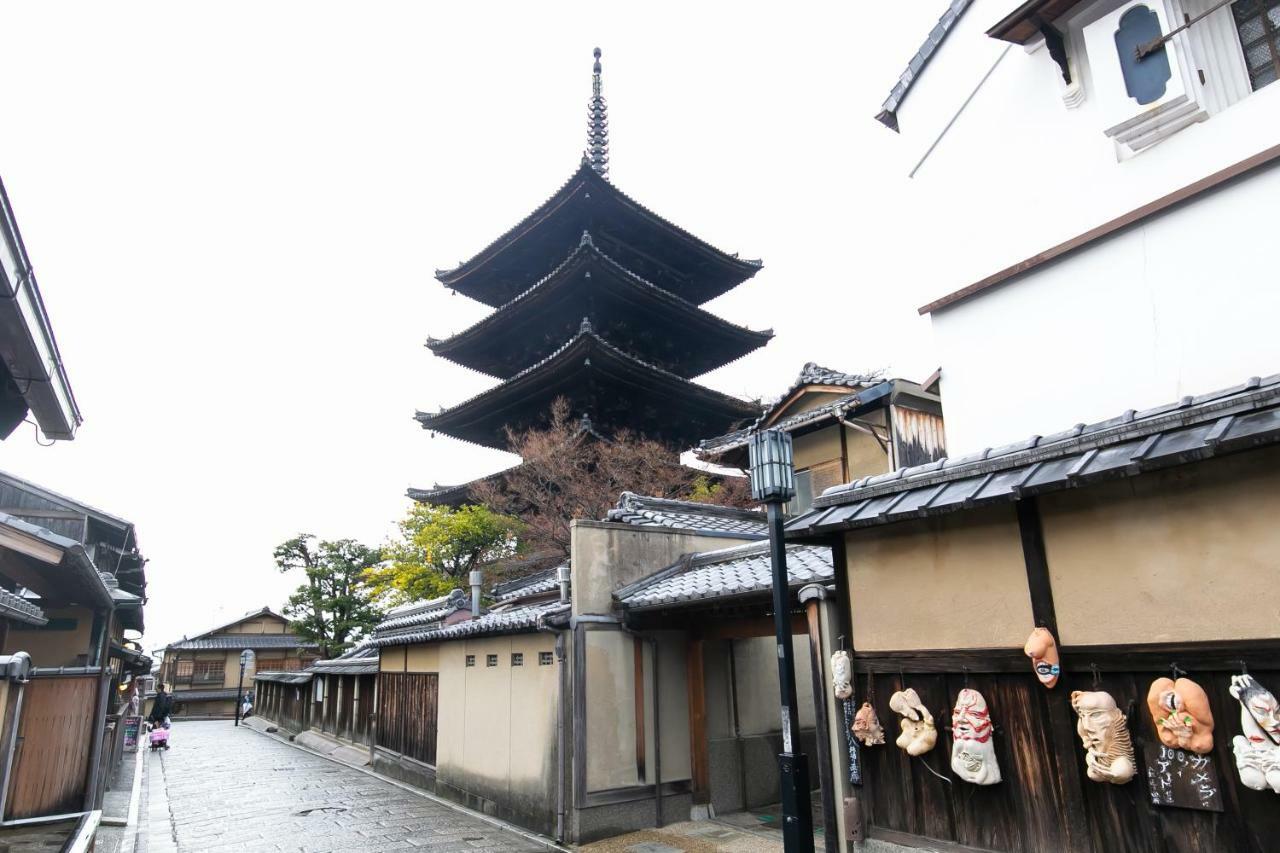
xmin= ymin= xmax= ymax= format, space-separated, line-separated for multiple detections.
xmin=1142 ymin=742 xmax=1223 ymax=811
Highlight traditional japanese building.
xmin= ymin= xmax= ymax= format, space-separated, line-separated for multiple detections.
xmin=411 ymin=49 xmax=768 ymax=504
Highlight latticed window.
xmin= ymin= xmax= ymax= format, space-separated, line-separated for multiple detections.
xmin=193 ymin=660 xmax=223 ymax=682
xmin=539 ymin=652 xmax=554 ymax=666
xmin=175 ymin=659 xmax=194 ymax=678
xmin=257 ymin=658 xmax=285 ymax=672
xmin=1234 ymin=0 xmax=1280 ymax=89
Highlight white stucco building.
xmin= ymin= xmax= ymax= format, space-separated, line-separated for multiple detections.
xmin=879 ymin=0 xmax=1280 ymax=454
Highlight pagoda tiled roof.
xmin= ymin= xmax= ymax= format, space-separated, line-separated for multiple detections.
xmin=434 ymin=160 xmax=761 ymax=308
xmin=416 ymin=325 xmax=761 ymax=451
xmin=428 ymin=235 xmax=772 ymax=379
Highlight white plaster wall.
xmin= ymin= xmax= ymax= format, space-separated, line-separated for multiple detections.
xmin=932 ymin=161 xmax=1280 ymax=453
xmin=882 ymin=1 xmax=1280 ymax=453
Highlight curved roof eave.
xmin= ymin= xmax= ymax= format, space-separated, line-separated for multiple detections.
xmin=434 ymin=160 xmax=762 ymax=294
xmin=427 ymin=239 xmax=773 ymax=378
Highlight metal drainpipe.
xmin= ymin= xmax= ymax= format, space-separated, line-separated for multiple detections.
xmin=469 ymin=570 xmax=482 ymax=617
xmin=538 ymin=619 xmax=568 ymax=844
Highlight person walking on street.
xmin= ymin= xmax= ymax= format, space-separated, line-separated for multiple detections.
xmin=149 ymin=683 xmax=174 ymax=726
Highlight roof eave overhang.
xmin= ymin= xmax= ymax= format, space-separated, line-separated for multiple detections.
xmin=435 ymin=162 xmax=762 ymax=305
xmin=417 ymin=332 xmax=759 ymax=450
xmin=0 ymin=182 xmax=80 ymax=440
xmin=430 ymin=245 xmax=772 ymax=379
xmin=987 ymin=0 xmax=1085 ymax=45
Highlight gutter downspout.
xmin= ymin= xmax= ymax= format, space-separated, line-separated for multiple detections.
xmin=469 ymin=570 xmax=482 ymax=617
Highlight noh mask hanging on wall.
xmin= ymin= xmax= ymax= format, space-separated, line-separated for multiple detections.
xmin=831 ymin=651 xmax=853 ymax=701
xmin=951 ymin=688 xmax=1000 ymax=785
xmin=889 ymin=688 xmax=937 ymax=756
xmin=1071 ymin=690 xmax=1136 ymax=784
xmin=1148 ymin=676 xmax=1215 ymax=754
xmin=853 ymin=702 xmax=885 ymax=746
xmin=1023 ymin=627 xmax=1061 ymax=688
xmin=1229 ymin=674 xmax=1280 ymax=793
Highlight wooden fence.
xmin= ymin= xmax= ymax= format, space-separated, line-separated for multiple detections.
xmin=4 ymin=674 xmax=99 ymax=820
xmin=375 ymin=672 xmax=438 ymax=766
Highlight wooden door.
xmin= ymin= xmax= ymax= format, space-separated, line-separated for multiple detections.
xmin=375 ymin=673 xmax=438 ymax=765
xmin=5 ymin=676 xmax=99 ymax=820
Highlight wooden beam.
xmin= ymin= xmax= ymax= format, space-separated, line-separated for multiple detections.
xmin=804 ymin=597 xmax=840 ymax=853
xmin=703 ymin=613 xmax=808 ymax=641
xmin=919 ymin=142 xmax=1280 ymax=315
xmin=686 ymin=633 xmax=710 ymax=806
xmin=1015 ymin=498 xmax=1090 ymax=853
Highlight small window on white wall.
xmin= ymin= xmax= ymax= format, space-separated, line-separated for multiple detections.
xmin=1082 ymin=1 xmax=1208 ymax=152
xmin=1232 ymin=0 xmax=1280 ymax=89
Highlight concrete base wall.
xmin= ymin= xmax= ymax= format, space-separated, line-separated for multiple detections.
xmin=372 ymin=747 xmax=437 ymax=791
xmin=708 ymin=730 xmax=820 ymax=816
xmin=572 ymin=788 xmax=693 ymax=844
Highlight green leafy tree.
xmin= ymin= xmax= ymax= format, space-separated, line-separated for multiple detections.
xmin=365 ymin=504 xmax=523 ymax=605
xmin=274 ymin=534 xmax=384 ymax=658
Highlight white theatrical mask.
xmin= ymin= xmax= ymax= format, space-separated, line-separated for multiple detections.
xmin=1229 ymin=674 xmax=1280 ymax=794
xmin=1071 ymin=690 xmax=1136 ymax=785
xmin=950 ymin=688 xmax=1000 ymax=785
xmin=888 ymin=688 xmax=937 ymax=756
xmin=831 ymin=651 xmax=853 ymax=701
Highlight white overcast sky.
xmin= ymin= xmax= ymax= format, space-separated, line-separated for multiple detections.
xmin=0 ymin=1 xmax=952 ymax=649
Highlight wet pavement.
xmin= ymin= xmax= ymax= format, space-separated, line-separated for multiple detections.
xmin=126 ymin=721 xmax=548 ymax=853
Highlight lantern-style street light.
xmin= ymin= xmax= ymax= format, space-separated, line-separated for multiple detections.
xmin=748 ymin=429 xmax=814 ymax=853
xmin=234 ymin=648 xmax=254 ymax=727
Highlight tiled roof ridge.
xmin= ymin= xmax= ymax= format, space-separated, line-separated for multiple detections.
xmin=875 ymin=0 xmax=974 ymax=131
xmin=814 ymin=374 xmax=1280 ymax=509
xmin=169 ymin=605 xmax=289 ymax=646
xmin=428 ymin=238 xmax=772 ymax=376
xmin=491 ymin=564 xmax=562 ymax=600
xmin=415 ymin=327 xmax=761 ymax=438
xmin=435 ymin=160 xmax=761 ymax=290
xmin=613 ymin=491 xmax=764 ymax=522
xmin=617 ymin=542 xmax=834 ymax=610
xmin=369 ymin=600 xmax=569 ymax=648
xmin=0 ymin=586 xmax=46 ymax=626
xmin=383 ymin=588 xmax=467 ymax=618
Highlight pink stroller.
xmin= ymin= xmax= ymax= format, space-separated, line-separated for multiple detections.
xmin=148 ymin=721 xmax=171 ymax=751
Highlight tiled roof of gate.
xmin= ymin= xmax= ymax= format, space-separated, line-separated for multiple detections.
xmin=616 ymin=540 xmax=833 ymax=610
xmin=172 ymin=688 xmax=241 ymax=702
xmin=492 ymin=566 xmax=562 ymax=602
xmin=605 ymin=492 xmax=767 ymax=537
xmin=374 ymin=589 xmax=469 ymax=633
xmin=254 ymin=671 xmax=313 ymax=685
xmin=309 ymin=644 xmax=379 ymax=675
xmin=787 ymin=374 xmax=1280 ymax=537
xmin=368 ymin=600 xmax=568 ymax=648
xmin=167 ymin=634 xmax=317 ymax=651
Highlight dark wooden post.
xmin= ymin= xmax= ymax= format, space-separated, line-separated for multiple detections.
xmin=828 ymin=535 xmax=865 ymax=844
xmin=801 ymin=588 xmax=840 ymax=853
xmin=686 ymin=632 xmax=710 ymax=807
xmin=1015 ymin=498 xmax=1091 ymax=853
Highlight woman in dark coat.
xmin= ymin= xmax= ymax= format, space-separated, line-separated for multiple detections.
xmin=149 ymin=684 xmax=175 ymax=724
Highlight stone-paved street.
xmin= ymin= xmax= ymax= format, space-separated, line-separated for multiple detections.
xmin=134 ymin=721 xmax=548 ymax=853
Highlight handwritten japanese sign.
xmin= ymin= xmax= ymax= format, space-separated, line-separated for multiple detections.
xmin=842 ymin=699 xmax=863 ymax=785
xmin=1141 ymin=742 xmax=1223 ymax=812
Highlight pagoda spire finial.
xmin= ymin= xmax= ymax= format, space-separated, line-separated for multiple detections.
xmin=586 ymin=47 xmax=609 ymax=181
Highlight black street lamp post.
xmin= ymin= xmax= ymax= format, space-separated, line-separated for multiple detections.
xmin=749 ymin=429 xmax=815 ymax=853
xmin=234 ymin=648 xmax=254 ymax=727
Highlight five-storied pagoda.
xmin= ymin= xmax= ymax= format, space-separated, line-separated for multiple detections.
xmin=411 ymin=49 xmax=770 ymax=505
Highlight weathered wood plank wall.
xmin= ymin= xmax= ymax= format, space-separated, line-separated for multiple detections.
xmin=376 ymin=673 xmax=438 ymax=766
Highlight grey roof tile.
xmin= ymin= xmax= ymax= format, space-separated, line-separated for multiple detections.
xmin=374 ymin=589 xmax=469 ymax=633
xmin=0 ymin=587 xmax=46 ymax=626
xmin=254 ymin=671 xmax=313 ymax=685
xmin=369 ymin=600 xmax=568 ymax=648
xmin=168 ymin=634 xmax=318 ymax=651
xmin=492 ymin=566 xmax=562 ymax=602
xmin=617 ymin=541 xmax=832 ymax=610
